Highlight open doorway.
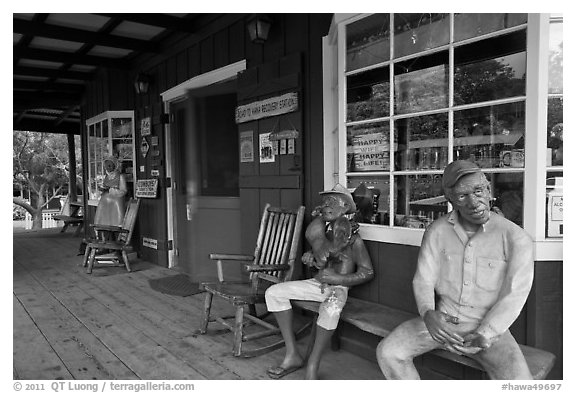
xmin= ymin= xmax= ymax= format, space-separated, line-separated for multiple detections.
xmin=168 ymin=79 xmax=242 ymax=282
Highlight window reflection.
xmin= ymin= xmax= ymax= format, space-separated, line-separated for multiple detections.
xmin=347 ymin=67 xmax=389 ymax=122
xmin=395 ymin=113 xmax=448 ymax=171
xmin=346 ymin=14 xmax=390 ymax=71
xmin=454 ymin=31 xmax=526 ymax=105
xmin=347 ymin=177 xmax=391 ymax=225
xmin=393 ymin=13 xmax=449 ymax=58
xmin=347 ymin=122 xmax=391 ymax=172
xmin=394 ymin=51 xmax=448 ymax=115
xmin=454 ymin=13 xmax=527 ymax=42
xmin=547 ymin=97 xmax=563 ymax=167
xmin=453 ymin=102 xmax=525 ymax=169
xmin=548 ymin=21 xmax=563 ymax=94
xmin=488 ymin=172 xmax=524 ymax=227
xmin=396 ymin=174 xmax=447 ymax=228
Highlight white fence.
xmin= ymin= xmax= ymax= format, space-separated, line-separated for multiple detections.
xmin=22 ymin=209 xmax=61 ymax=230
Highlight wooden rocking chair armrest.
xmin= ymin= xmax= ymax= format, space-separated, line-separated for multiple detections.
xmin=89 ymin=224 xmax=128 ymax=233
xmin=209 ymin=254 xmax=254 ymax=283
xmin=245 ymin=264 xmax=291 ymax=273
xmin=209 ymin=253 xmax=254 ymax=262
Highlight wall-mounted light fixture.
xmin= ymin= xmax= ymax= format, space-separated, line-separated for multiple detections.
xmin=247 ymin=14 xmax=272 ymax=44
xmin=134 ymin=72 xmax=151 ymax=94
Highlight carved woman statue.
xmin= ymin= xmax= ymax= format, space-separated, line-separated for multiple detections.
xmin=94 ymin=156 xmax=128 ymax=227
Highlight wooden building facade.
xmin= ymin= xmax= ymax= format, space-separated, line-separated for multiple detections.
xmin=77 ymin=13 xmax=562 ymax=379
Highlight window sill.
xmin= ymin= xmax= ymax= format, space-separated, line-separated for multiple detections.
xmin=359 ymin=223 xmax=424 ymax=247
xmin=359 ymin=224 xmax=563 ymax=261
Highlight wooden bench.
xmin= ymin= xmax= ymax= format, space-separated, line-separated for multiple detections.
xmin=292 ymin=297 xmax=556 ymax=380
xmin=53 ymin=197 xmax=84 ymax=236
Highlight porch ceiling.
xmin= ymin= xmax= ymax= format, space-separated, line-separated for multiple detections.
xmin=13 ymin=13 xmax=217 ymax=135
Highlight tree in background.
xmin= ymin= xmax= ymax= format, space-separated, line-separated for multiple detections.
xmin=13 ymin=131 xmax=81 ymax=229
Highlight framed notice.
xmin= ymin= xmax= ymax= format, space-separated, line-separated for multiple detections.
xmin=140 ymin=117 xmax=151 ymax=136
xmin=259 ymin=132 xmax=275 ymax=163
xmin=135 ymin=179 xmax=159 ymax=198
xmin=240 ymin=131 xmax=254 ymax=163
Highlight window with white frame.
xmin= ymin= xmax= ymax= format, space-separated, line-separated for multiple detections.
xmin=341 ymin=13 xmax=529 ymax=229
xmin=545 ymin=14 xmax=563 ymax=238
xmin=86 ymin=111 xmax=135 ymax=204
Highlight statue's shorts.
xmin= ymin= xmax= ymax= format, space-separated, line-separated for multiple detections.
xmin=265 ymin=278 xmax=348 ymax=330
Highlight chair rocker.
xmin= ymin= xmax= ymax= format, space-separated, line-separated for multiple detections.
xmin=197 ymin=203 xmax=306 ymax=357
xmin=83 ymin=198 xmax=140 ymax=274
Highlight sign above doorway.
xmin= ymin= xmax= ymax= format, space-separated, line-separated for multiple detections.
xmin=235 ymin=92 xmax=298 ymax=124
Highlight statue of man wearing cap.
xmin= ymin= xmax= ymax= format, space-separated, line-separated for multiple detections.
xmin=265 ymin=184 xmax=374 ymax=380
xmin=376 ymin=160 xmax=534 ymax=379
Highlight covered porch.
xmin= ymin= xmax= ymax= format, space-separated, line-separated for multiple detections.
xmin=12 ymin=229 xmax=384 ymax=380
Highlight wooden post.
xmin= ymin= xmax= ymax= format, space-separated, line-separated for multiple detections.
xmin=67 ymin=133 xmax=77 ymax=201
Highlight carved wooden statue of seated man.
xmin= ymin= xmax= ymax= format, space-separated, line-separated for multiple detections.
xmin=376 ymin=160 xmax=535 ymax=380
xmin=265 ymin=184 xmax=374 ymax=380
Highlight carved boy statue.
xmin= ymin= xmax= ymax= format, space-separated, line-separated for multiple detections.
xmin=265 ymin=184 xmax=374 ymax=379
xmin=377 ymin=160 xmax=534 ymax=379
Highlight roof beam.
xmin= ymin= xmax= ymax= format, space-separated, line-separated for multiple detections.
xmin=14 ymin=47 xmax=129 ymax=69
xmin=14 ymin=19 xmax=160 ymax=53
xmin=54 ymin=105 xmax=80 ymax=126
xmin=14 ymin=91 xmax=82 ymax=109
xmin=14 ymin=66 xmax=94 ymax=81
xmin=13 ymin=117 xmax=80 ymax=135
xmin=14 ymin=80 xmax=85 ymax=93
xmin=96 ymin=13 xmax=199 ymax=33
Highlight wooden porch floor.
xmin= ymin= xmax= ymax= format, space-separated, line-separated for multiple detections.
xmin=13 ymin=229 xmax=385 ymax=380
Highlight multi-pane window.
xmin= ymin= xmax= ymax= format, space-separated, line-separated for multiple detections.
xmin=86 ymin=112 xmax=135 ymax=203
xmin=344 ymin=13 xmax=528 ymax=228
xmin=546 ymin=15 xmax=563 ymax=237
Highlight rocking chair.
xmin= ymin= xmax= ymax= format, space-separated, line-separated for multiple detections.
xmin=83 ymin=198 xmax=140 ymax=274
xmin=197 ymin=203 xmax=306 ymax=357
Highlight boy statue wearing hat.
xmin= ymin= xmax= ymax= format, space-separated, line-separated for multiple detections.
xmin=376 ymin=160 xmax=534 ymax=379
xmin=265 ymin=184 xmax=374 ymax=379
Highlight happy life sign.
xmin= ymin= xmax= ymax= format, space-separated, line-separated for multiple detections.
xmin=235 ymin=92 xmax=298 ymax=124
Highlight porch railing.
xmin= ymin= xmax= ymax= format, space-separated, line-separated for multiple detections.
xmin=23 ymin=209 xmax=61 ymax=230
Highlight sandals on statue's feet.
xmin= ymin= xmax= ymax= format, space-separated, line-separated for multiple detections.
xmin=266 ymin=365 xmax=302 ymax=379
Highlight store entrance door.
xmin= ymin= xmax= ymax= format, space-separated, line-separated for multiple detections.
xmin=169 ymin=81 xmax=242 ymax=282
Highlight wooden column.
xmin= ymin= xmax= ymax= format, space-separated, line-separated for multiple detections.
xmin=67 ymin=133 xmax=77 ymax=201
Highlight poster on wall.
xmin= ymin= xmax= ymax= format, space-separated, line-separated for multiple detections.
xmin=240 ymin=130 xmax=254 ymax=163
xmin=259 ymin=132 xmax=275 ymax=163
xmin=135 ymin=178 xmax=159 ymax=198
xmin=140 ymin=117 xmax=151 ymax=136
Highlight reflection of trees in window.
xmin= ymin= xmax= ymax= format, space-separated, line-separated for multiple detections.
xmin=548 ymin=22 xmax=563 ymax=94
xmin=454 ymin=30 xmax=526 ymax=105
xmin=347 ymin=67 xmax=390 ymax=122
xmin=394 ymin=51 xmax=448 ymax=114
xmin=454 ymin=58 xmax=525 ymax=105
xmin=547 ymin=97 xmax=563 ymax=166
xmin=547 ymin=20 xmax=563 ymax=166
xmin=398 ymin=113 xmax=448 ymax=142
